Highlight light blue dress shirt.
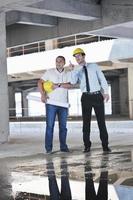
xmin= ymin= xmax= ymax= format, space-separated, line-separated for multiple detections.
xmin=71 ymin=63 xmax=109 ymax=94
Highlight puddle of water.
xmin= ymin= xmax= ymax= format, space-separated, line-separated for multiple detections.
xmin=12 ymin=152 xmax=133 ymax=200
xmin=0 ymin=149 xmax=133 ymax=199
xmin=14 ymin=192 xmax=49 ymax=199
xmin=11 ymin=172 xmax=133 ymax=200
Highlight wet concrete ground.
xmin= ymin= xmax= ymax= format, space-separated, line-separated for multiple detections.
xmin=0 ymin=121 xmax=133 ymax=199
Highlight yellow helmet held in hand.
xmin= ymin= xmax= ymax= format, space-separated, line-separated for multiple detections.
xmin=43 ymin=81 xmax=53 ymax=93
xmin=73 ymin=48 xmax=85 ymax=56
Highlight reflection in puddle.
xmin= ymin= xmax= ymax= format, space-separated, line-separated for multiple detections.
xmin=0 ymin=150 xmax=133 ymax=199
xmin=46 ymin=158 xmax=72 ymax=199
xmin=0 ymin=166 xmax=14 ymax=200
xmin=11 ymin=152 xmax=133 ymax=200
xmin=14 ymin=192 xmax=49 ymax=199
xmin=84 ymin=155 xmax=109 ymax=200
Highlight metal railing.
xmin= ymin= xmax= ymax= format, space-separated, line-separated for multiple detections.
xmin=7 ymin=35 xmax=114 ymax=58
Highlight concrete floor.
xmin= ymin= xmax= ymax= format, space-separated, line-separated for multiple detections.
xmin=0 ymin=120 xmax=133 ymax=199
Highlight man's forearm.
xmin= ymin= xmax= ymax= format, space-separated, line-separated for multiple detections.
xmin=38 ymin=79 xmax=45 ymax=95
xmin=59 ymin=82 xmax=78 ymax=89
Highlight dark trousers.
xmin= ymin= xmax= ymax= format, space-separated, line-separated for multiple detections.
xmin=48 ymin=176 xmax=72 ymax=200
xmin=85 ymin=155 xmax=108 ymax=200
xmin=85 ymin=167 xmax=108 ymax=200
xmin=81 ymin=93 xmax=109 ymax=148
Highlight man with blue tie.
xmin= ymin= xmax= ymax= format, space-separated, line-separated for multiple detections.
xmin=71 ymin=48 xmax=111 ymax=153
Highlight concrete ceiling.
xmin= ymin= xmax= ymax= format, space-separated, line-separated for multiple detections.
xmin=1 ymin=0 xmax=133 ymax=43
xmin=1 ymin=0 xmax=133 ymax=84
xmin=3 ymin=0 xmax=101 ymax=26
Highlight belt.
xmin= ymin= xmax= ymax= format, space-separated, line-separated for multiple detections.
xmin=83 ymin=91 xmax=101 ymax=95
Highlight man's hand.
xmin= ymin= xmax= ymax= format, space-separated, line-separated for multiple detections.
xmin=41 ymin=93 xmax=49 ymax=103
xmin=69 ymin=61 xmax=75 ymax=70
xmin=103 ymin=93 xmax=109 ymax=102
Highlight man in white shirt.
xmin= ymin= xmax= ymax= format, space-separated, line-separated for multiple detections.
xmin=38 ymin=56 xmax=72 ymax=154
xmin=71 ymin=48 xmax=111 ymax=153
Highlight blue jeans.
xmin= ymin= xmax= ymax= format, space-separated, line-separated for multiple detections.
xmin=47 ymin=160 xmax=72 ymax=200
xmin=45 ymin=104 xmax=68 ymax=152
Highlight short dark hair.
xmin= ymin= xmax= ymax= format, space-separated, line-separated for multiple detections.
xmin=56 ymin=56 xmax=65 ymax=63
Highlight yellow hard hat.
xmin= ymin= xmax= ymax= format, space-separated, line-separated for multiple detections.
xmin=73 ymin=48 xmax=85 ymax=56
xmin=43 ymin=81 xmax=53 ymax=93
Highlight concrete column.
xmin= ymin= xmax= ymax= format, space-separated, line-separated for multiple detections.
xmin=45 ymin=39 xmax=58 ymax=50
xmin=111 ymin=78 xmax=120 ymax=115
xmin=0 ymin=12 xmax=9 ymax=143
xmin=21 ymin=91 xmax=29 ymax=117
xmin=8 ymin=86 xmax=16 ymax=117
xmin=119 ymin=71 xmax=129 ymax=116
xmin=128 ymin=67 xmax=133 ymax=119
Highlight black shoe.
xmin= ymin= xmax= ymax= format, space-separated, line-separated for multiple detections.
xmin=83 ymin=147 xmax=90 ymax=153
xmin=103 ymin=147 xmax=111 ymax=153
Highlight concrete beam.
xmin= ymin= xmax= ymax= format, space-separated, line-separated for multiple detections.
xmin=18 ymin=12 xmax=57 ymax=27
xmin=6 ymin=11 xmax=57 ymax=26
xmin=88 ymin=22 xmax=133 ymax=39
xmin=0 ymin=0 xmax=41 ymax=8
xmin=86 ymin=0 xmax=133 ymax=39
xmin=9 ymin=0 xmax=101 ymax=21
xmin=6 ymin=11 xmax=19 ymax=26
xmin=102 ymin=3 xmax=133 ymax=27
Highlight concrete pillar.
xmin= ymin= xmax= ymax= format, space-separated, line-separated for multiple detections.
xmin=119 ymin=71 xmax=129 ymax=116
xmin=0 ymin=12 xmax=9 ymax=143
xmin=21 ymin=91 xmax=29 ymax=117
xmin=45 ymin=39 xmax=58 ymax=50
xmin=131 ymin=150 xmax=133 ymax=162
xmin=111 ymin=78 xmax=120 ymax=115
xmin=8 ymin=86 xmax=16 ymax=117
xmin=128 ymin=67 xmax=133 ymax=119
